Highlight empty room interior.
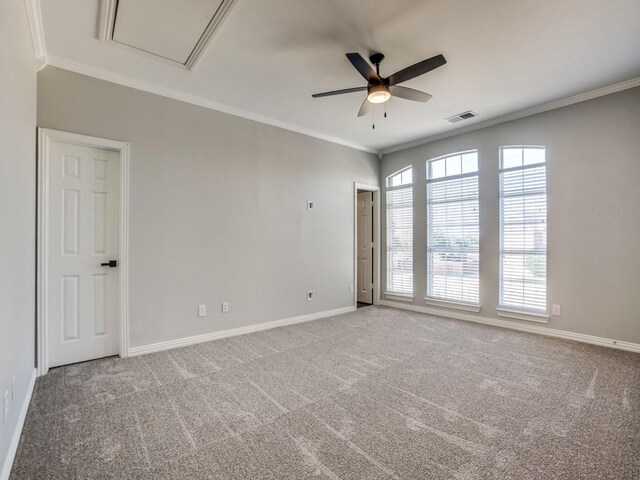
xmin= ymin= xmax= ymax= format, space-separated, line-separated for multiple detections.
xmin=2 ymin=0 xmax=640 ymax=478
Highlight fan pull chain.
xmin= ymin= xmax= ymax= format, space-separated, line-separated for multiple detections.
xmin=384 ymin=103 xmax=387 ymax=118
xmin=372 ymin=109 xmax=375 ymax=129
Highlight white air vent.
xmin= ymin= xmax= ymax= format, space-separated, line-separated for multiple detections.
xmin=99 ymin=0 xmax=238 ymax=70
xmin=446 ymin=111 xmax=478 ymax=123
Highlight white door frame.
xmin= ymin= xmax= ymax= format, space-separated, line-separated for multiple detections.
xmin=37 ymin=128 xmax=130 ymax=376
xmin=353 ymin=183 xmax=380 ymax=307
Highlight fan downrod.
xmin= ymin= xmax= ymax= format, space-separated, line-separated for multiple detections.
xmin=369 ymin=53 xmax=384 ymax=76
xmin=369 ymin=53 xmax=384 ymax=66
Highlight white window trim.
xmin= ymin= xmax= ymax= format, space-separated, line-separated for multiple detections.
xmin=386 ymin=183 xmax=412 ymax=192
xmin=385 ymin=292 xmax=415 ymax=302
xmin=496 ymin=307 xmax=549 ymax=324
xmin=385 ymin=166 xmax=414 ymax=296
xmin=498 ymin=145 xmax=548 ymax=316
xmin=424 ymin=297 xmax=481 ymax=313
xmin=387 ymin=165 xmax=413 ymax=186
xmin=426 ymin=150 xmax=480 ymax=306
xmin=426 ymin=170 xmax=479 ymax=185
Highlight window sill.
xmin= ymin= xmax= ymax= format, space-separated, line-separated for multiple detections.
xmin=384 ymin=292 xmax=414 ymax=303
xmin=496 ymin=307 xmax=549 ymax=324
xmin=424 ymin=297 xmax=481 ymax=313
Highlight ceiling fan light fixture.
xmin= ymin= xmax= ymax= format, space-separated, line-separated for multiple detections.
xmin=367 ymin=84 xmax=391 ymax=104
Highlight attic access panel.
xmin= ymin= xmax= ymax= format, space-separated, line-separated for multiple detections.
xmin=100 ymin=0 xmax=237 ymax=69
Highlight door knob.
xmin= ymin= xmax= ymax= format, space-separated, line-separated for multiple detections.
xmin=100 ymin=260 xmax=118 ymax=268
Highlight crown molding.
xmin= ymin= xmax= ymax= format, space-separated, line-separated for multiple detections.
xmin=39 ymin=50 xmax=638 ymax=159
xmin=381 ymin=76 xmax=640 ymax=156
xmin=24 ymin=0 xmax=47 ymax=71
xmin=43 ymin=55 xmax=377 ymax=155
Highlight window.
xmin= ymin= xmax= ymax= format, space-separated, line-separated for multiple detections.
xmin=426 ymin=151 xmax=480 ymax=305
xmin=499 ymin=146 xmax=547 ymax=313
xmin=386 ymin=167 xmax=413 ymax=296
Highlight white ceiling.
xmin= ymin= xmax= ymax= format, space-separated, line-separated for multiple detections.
xmin=39 ymin=0 xmax=640 ymax=153
xmin=112 ymin=0 xmax=226 ymax=64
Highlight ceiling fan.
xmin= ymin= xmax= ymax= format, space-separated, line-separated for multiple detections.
xmin=312 ymin=52 xmax=447 ymax=117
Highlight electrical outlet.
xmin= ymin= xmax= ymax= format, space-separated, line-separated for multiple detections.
xmin=11 ymin=375 xmax=16 ymax=400
xmin=552 ymin=304 xmax=561 ymax=316
xmin=221 ymin=301 xmax=229 ymax=313
xmin=307 ymin=291 xmax=314 ymax=301
xmin=2 ymin=391 xmax=8 ymax=423
xmin=198 ymin=305 xmax=206 ymax=317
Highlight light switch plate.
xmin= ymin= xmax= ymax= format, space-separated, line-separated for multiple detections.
xmin=198 ymin=305 xmax=206 ymax=317
xmin=552 ymin=304 xmax=561 ymax=316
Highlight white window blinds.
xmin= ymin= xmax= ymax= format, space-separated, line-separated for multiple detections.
xmin=386 ymin=167 xmax=413 ymax=295
xmin=426 ymin=151 xmax=480 ymax=304
xmin=499 ymin=146 xmax=547 ymax=312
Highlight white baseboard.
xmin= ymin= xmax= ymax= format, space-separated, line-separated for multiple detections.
xmin=1 ymin=368 xmax=37 ymax=480
xmin=128 ymin=306 xmax=357 ymax=356
xmin=379 ymin=300 xmax=640 ymax=354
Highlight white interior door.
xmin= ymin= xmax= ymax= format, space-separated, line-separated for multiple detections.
xmin=357 ymin=191 xmax=373 ymax=304
xmin=47 ymin=140 xmax=120 ymax=367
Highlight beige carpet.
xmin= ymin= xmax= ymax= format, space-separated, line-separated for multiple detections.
xmin=11 ymin=306 xmax=640 ymax=479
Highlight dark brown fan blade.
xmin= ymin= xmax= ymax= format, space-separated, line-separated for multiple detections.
xmin=346 ymin=53 xmax=380 ymax=84
xmin=386 ymin=54 xmax=446 ymax=86
xmin=357 ymin=97 xmax=371 ymax=117
xmin=312 ymin=86 xmax=367 ymax=98
xmin=390 ymin=86 xmax=432 ymax=103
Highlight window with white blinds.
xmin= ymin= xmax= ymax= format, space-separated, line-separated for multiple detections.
xmin=426 ymin=151 xmax=480 ymax=304
xmin=386 ymin=167 xmax=413 ymax=296
xmin=499 ymin=146 xmax=547 ymax=312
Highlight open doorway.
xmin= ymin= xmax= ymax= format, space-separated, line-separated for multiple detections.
xmin=354 ymin=183 xmax=380 ymax=308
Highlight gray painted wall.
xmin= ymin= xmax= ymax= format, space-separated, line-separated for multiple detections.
xmin=0 ymin=0 xmax=37 ymax=473
xmin=37 ymin=67 xmax=379 ymax=348
xmin=381 ymin=87 xmax=640 ymax=343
